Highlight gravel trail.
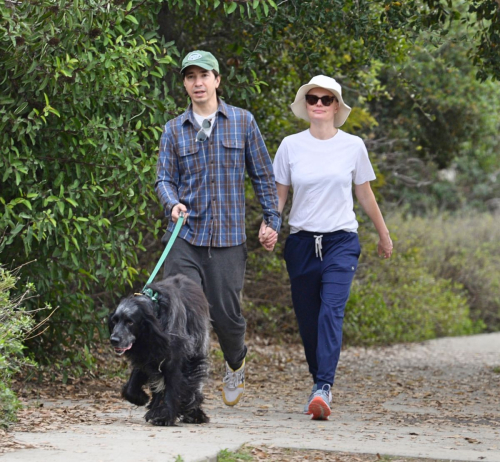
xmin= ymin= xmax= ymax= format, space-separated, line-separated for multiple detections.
xmin=2 ymin=333 xmax=499 ymax=462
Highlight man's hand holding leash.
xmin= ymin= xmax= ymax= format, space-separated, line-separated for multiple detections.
xmin=171 ymin=203 xmax=188 ymax=224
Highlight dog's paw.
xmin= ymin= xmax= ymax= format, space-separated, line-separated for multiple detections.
xmin=122 ymin=386 xmax=149 ymax=406
xmin=181 ymin=407 xmax=210 ymax=424
xmin=145 ymin=406 xmax=176 ymax=426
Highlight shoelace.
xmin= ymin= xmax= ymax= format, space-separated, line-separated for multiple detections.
xmin=223 ymin=368 xmax=244 ymax=388
xmin=315 ymin=384 xmax=332 ymax=402
xmin=314 ymin=234 xmax=323 ymax=261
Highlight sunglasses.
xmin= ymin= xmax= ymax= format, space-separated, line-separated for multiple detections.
xmin=305 ymin=95 xmax=338 ymax=106
xmin=196 ymin=118 xmax=211 ymax=142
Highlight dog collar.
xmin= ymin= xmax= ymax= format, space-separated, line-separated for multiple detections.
xmin=142 ymin=288 xmax=159 ymax=303
xmin=135 ymin=289 xmax=161 ymax=315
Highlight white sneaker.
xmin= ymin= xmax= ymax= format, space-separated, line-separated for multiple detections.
xmin=222 ymin=359 xmax=245 ymax=406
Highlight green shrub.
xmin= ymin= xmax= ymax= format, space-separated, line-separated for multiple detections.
xmin=344 ymin=241 xmax=483 ymax=346
xmin=0 ymin=267 xmax=38 ymax=428
xmin=387 ymin=212 xmax=500 ymax=330
xmin=0 ymin=0 xmax=178 ymax=370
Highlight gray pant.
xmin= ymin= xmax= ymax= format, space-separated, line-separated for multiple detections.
xmin=162 ymin=231 xmax=247 ymax=367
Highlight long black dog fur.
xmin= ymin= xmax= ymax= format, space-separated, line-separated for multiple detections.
xmin=108 ymin=274 xmax=210 ymax=426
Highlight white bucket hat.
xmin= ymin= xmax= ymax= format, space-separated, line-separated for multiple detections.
xmin=290 ymin=75 xmax=351 ymax=128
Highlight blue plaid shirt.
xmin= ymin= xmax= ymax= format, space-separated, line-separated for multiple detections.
xmin=155 ymin=99 xmax=281 ymax=247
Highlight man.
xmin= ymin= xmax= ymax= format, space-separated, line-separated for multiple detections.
xmin=155 ymin=50 xmax=280 ymax=406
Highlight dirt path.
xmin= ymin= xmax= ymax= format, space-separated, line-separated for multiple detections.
xmin=2 ymin=333 xmax=500 ymax=461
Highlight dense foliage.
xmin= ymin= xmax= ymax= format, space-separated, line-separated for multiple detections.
xmin=343 ymin=235 xmax=484 ymax=346
xmin=0 ymin=268 xmax=38 ymax=428
xmin=1 ymin=0 xmax=177 ymax=365
xmin=386 ymin=212 xmax=500 ymax=330
xmin=367 ymin=25 xmax=500 ymax=213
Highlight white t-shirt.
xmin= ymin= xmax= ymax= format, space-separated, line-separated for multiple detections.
xmin=193 ymin=111 xmax=216 ymax=138
xmin=273 ymin=129 xmax=376 ymax=233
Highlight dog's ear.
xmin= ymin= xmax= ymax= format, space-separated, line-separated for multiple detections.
xmin=138 ymin=303 xmax=170 ymax=346
xmin=149 ymin=284 xmax=189 ymax=339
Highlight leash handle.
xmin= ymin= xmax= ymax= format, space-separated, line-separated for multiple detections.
xmin=142 ymin=212 xmax=185 ymax=292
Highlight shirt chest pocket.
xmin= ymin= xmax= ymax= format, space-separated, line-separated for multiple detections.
xmin=221 ymin=139 xmax=245 ymax=169
xmin=177 ymin=142 xmax=204 ymax=175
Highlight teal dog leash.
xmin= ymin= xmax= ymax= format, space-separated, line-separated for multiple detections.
xmin=140 ymin=212 xmax=185 ymax=301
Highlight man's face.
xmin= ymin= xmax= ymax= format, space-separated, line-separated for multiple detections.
xmin=183 ymin=66 xmax=221 ymax=107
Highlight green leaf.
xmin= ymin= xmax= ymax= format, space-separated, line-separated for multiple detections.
xmin=14 ymin=102 xmax=29 ymax=115
xmin=10 ymin=223 xmax=24 ymax=237
xmin=71 ymin=252 xmax=79 ymax=268
xmin=226 ymin=2 xmax=238 ymax=14
xmin=57 ymin=201 xmax=65 ymax=215
xmin=125 ymin=14 xmax=139 ymax=25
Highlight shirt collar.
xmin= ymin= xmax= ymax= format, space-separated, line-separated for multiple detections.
xmin=181 ymin=98 xmax=229 ymax=126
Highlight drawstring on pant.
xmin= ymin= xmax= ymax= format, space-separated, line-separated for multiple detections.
xmin=314 ymin=235 xmax=323 ymax=261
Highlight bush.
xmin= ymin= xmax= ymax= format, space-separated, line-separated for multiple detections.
xmin=343 ymin=240 xmax=483 ymax=346
xmin=386 ymin=212 xmax=500 ymax=330
xmin=0 ymin=267 xmax=38 ymax=428
xmin=0 ymin=0 xmax=178 ymax=368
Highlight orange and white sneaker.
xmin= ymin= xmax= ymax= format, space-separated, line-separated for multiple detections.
xmin=222 ymin=360 xmax=245 ymax=406
xmin=307 ymin=384 xmax=332 ymax=420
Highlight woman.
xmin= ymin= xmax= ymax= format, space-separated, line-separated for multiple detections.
xmin=273 ymin=75 xmax=393 ymax=420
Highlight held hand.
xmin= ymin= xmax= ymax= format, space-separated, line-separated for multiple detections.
xmin=378 ymin=234 xmax=393 ymax=259
xmin=171 ymin=203 xmax=188 ymax=225
xmin=259 ymin=221 xmax=278 ymax=252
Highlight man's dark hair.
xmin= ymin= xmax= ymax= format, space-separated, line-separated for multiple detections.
xmin=182 ymin=69 xmax=223 ymax=97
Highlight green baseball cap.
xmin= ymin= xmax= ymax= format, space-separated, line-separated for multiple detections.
xmin=181 ymin=50 xmax=220 ymax=73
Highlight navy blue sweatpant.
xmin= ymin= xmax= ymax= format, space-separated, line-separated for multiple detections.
xmin=284 ymin=230 xmax=360 ymax=389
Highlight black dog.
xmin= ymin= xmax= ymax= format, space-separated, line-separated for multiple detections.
xmin=108 ymin=275 xmax=210 ymax=426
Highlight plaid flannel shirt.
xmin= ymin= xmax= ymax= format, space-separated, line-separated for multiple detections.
xmin=155 ymin=99 xmax=281 ymax=247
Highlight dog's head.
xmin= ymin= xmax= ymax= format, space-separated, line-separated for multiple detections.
xmin=108 ymin=296 xmax=151 ymax=356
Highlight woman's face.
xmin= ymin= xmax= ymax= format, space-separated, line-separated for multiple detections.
xmin=305 ymin=87 xmax=339 ymax=125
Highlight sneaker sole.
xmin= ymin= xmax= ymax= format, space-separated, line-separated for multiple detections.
xmin=222 ymin=386 xmax=244 ymax=406
xmin=308 ymin=396 xmax=331 ymax=420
